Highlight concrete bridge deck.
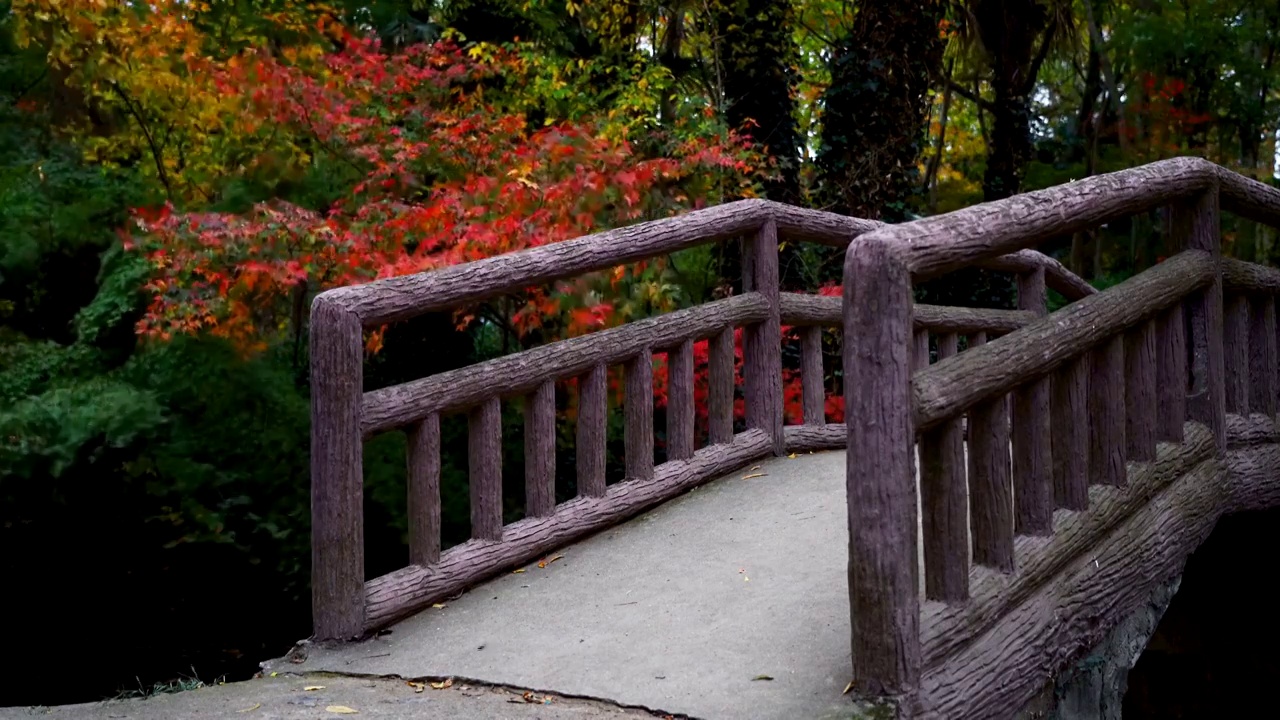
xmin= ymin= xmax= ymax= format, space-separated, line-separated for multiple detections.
xmin=273 ymin=451 xmax=864 ymax=719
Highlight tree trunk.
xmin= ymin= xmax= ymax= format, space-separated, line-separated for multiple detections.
xmin=816 ymin=2 xmax=947 ymax=220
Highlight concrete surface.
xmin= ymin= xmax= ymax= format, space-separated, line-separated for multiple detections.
xmin=0 ymin=673 xmax=660 ymax=719
xmin=268 ymin=450 xmax=868 ymax=720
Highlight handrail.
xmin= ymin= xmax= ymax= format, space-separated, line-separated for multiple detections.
xmin=779 ymin=293 xmax=1035 ymax=334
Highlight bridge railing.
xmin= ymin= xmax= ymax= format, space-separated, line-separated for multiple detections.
xmin=843 ymin=157 xmax=1280 ymax=714
xmin=309 ymin=194 xmax=1089 ymax=640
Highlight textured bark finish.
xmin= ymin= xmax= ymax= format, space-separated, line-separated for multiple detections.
xmin=407 ymin=414 xmax=442 ymax=567
xmin=981 ymin=249 xmax=1098 ymax=301
xmin=1013 ymin=267 xmax=1052 ymax=536
xmin=1089 ymin=337 xmax=1127 ymax=487
xmin=1250 ymin=296 xmax=1278 ymax=417
xmin=364 ymin=431 xmax=774 ymax=630
xmin=666 ymin=340 xmax=696 ymax=460
xmin=913 ymin=250 xmax=1213 ymax=432
xmin=743 ymin=220 xmax=785 ymax=456
xmin=1218 ymin=166 xmax=1280 ymax=231
xmin=1156 ymin=305 xmax=1188 ymax=443
xmin=708 ymin=329 xmax=735 ymax=445
xmin=1124 ymin=321 xmax=1159 ymax=462
xmin=920 ymin=422 xmax=1213 ymax=670
xmin=1172 ymin=189 xmax=1226 ymax=451
xmin=913 ymin=330 xmax=931 ymax=372
xmin=920 ymin=333 xmax=969 ymax=603
xmin=363 ymin=295 xmax=766 ymax=435
xmin=843 ymin=236 xmax=920 ymax=697
xmin=1224 ymin=293 xmax=1250 ymax=414
xmin=779 ymin=292 xmax=1035 ymax=333
xmin=310 ymin=297 xmax=366 ymax=640
xmin=800 ymin=327 xmax=825 ymax=425
xmin=966 ymin=332 xmax=1014 ymax=574
xmin=624 ymin=351 xmax=655 ymax=481
xmin=865 ymin=156 xmax=1218 ymax=282
xmin=323 ymin=200 xmax=773 ymax=325
xmin=576 ymin=364 xmax=607 ymax=498
xmin=783 ymin=424 xmax=846 ymax=451
xmin=524 ymin=381 xmax=556 ymax=517
xmin=1050 ymin=358 xmax=1089 ymax=511
xmin=468 ymin=397 xmax=503 ymax=541
xmin=1223 ymin=257 xmax=1280 ymax=293
xmin=918 ymin=457 xmax=1225 ymax=719
xmin=1226 ymin=413 xmax=1279 ymax=448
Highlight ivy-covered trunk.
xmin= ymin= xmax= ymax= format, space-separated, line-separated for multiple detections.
xmin=816 ymin=2 xmax=946 ymax=220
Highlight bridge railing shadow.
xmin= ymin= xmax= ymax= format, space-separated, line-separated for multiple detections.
xmin=843 ymin=157 xmax=1280 ymax=717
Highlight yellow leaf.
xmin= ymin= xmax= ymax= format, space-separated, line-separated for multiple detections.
xmin=238 ymin=703 xmax=261 ymax=713
xmin=304 ymin=686 xmax=326 ymax=691
xmin=843 ymin=681 xmax=855 ymax=695
xmin=512 ymin=568 xmax=526 ymax=574
xmin=431 ymin=603 xmax=446 ymax=609
xmin=407 ymin=681 xmax=426 ymax=693
xmin=787 ymin=453 xmax=797 ymax=459
xmin=325 ymin=706 xmax=358 ymax=714
xmin=430 ymin=678 xmax=453 ymax=690
xmin=741 ymin=473 xmax=766 ymax=480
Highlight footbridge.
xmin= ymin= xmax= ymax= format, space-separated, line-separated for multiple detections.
xmin=296 ymin=157 xmax=1280 ymax=719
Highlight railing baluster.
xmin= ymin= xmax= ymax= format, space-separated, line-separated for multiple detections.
xmin=407 ymin=414 xmax=442 ymax=566
xmin=1089 ymin=336 xmax=1127 ymax=486
xmin=967 ymin=331 xmax=1015 ymax=572
xmin=1156 ymin=304 xmax=1187 ymax=443
xmin=667 ymin=340 xmax=696 ymax=460
xmin=920 ymin=332 xmax=969 ymax=602
xmin=1051 ymin=356 xmax=1089 ymax=510
xmin=625 ymin=350 xmax=655 ymax=480
xmin=524 ymin=381 xmax=556 ymax=517
xmin=1224 ymin=293 xmax=1250 ymax=414
xmin=576 ymin=364 xmax=607 ymax=498
xmin=743 ymin=220 xmax=785 ymax=455
xmin=1257 ymin=296 xmax=1280 ymax=418
xmin=468 ymin=397 xmax=503 ymax=540
xmin=708 ymin=329 xmax=735 ymax=445
xmin=801 ymin=326 xmax=825 ymax=425
xmin=1013 ymin=267 xmax=1052 ymax=535
xmin=1172 ymin=189 xmax=1225 ymax=450
xmin=1124 ymin=320 xmax=1158 ymax=462
xmin=913 ymin=329 xmax=930 ymax=372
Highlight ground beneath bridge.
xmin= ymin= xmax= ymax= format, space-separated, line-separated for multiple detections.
xmin=266 ymin=449 xmax=912 ymax=720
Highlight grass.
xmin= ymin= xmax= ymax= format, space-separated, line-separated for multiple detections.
xmin=110 ymin=666 xmax=225 ymax=701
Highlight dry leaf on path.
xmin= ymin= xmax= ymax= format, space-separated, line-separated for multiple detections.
xmin=430 ymin=678 xmax=454 ymax=690
xmin=304 ymin=686 xmax=326 ymax=691
xmin=741 ymin=473 xmax=766 ymax=480
xmin=325 ymin=706 xmax=359 ymax=714
xmin=787 ymin=453 xmax=797 ymax=459
xmin=431 ymin=603 xmax=446 ymax=609
xmin=512 ymin=568 xmax=526 ymax=574
xmin=237 ymin=703 xmax=261 ymax=713
xmin=536 ymin=554 xmax=564 ymax=568
xmin=842 ymin=681 xmax=854 ymax=695
xmin=407 ymin=681 xmax=426 ymax=693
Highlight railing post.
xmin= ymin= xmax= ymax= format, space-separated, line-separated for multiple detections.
xmin=310 ymin=295 xmax=366 ymax=641
xmin=743 ymin=220 xmax=785 ymax=455
xmin=843 ymin=235 xmax=920 ymax=701
xmin=800 ymin=326 xmax=825 ymax=425
xmin=1172 ymin=187 xmax=1226 ymax=451
xmin=1250 ymin=296 xmax=1278 ymax=417
xmin=1012 ymin=267 xmax=1053 ymax=534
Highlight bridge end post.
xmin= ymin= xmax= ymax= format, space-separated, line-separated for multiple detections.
xmin=843 ymin=233 xmax=921 ymax=704
xmin=1173 ymin=186 xmax=1227 ymax=452
xmin=310 ymin=294 xmax=367 ymax=641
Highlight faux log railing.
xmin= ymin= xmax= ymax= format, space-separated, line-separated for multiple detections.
xmin=842 ymin=156 xmax=1280 ymax=718
xmin=310 ymin=197 xmax=1089 ymax=640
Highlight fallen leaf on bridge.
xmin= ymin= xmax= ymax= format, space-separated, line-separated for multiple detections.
xmin=787 ymin=453 xmax=797 ymax=459
xmin=237 ymin=703 xmax=261 ymax=713
xmin=741 ymin=473 xmax=766 ymax=480
xmin=430 ymin=678 xmax=453 ymax=690
xmin=512 ymin=568 xmax=526 ymax=573
xmin=431 ymin=603 xmax=446 ymax=609
xmin=407 ymin=681 xmax=425 ymax=693
xmin=537 ymin=554 xmax=564 ymax=568
xmin=842 ymin=681 xmax=854 ymax=695
xmin=325 ymin=706 xmax=359 ymax=714
xmin=304 ymin=685 xmax=326 ymax=691
xmin=752 ymin=675 xmax=774 ymax=681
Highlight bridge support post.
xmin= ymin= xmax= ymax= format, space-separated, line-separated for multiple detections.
xmin=843 ymin=234 xmax=921 ymax=702
xmin=310 ymin=296 xmax=367 ymax=641
xmin=1172 ymin=187 xmax=1226 ymax=452
xmin=743 ymin=219 xmax=785 ymax=455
